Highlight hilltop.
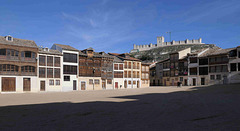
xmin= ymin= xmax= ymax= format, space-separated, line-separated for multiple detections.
xmin=130 ymin=44 xmax=218 ymax=63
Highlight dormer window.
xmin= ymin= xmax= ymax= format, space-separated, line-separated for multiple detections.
xmin=6 ymin=36 xmax=13 ymax=41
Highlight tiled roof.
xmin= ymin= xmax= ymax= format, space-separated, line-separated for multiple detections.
xmin=113 ymin=56 xmax=123 ymax=63
xmin=188 ymin=48 xmax=209 ymax=56
xmin=38 ymin=48 xmax=62 ymax=55
xmin=54 ymin=44 xmax=78 ymax=51
xmin=157 ymin=58 xmax=170 ymax=63
xmin=198 ymin=47 xmax=221 ymax=57
xmin=0 ymin=36 xmax=37 ymax=48
xmin=206 ymin=47 xmax=236 ymax=57
xmin=109 ymin=53 xmax=141 ymax=61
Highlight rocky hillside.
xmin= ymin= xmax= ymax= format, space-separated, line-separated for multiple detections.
xmin=130 ymin=44 xmax=217 ymax=63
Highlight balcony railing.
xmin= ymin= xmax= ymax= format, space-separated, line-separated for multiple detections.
xmin=21 ymin=57 xmax=36 ymax=62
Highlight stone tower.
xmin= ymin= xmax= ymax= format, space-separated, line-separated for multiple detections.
xmin=157 ymin=36 xmax=164 ymax=46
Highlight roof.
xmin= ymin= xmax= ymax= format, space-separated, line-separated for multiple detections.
xmin=0 ymin=36 xmax=37 ymax=48
xmin=188 ymin=48 xmax=209 ymax=56
xmin=198 ymin=47 xmax=221 ymax=57
xmin=38 ymin=48 xmax=62 ymax=55
xmin=108 ymin=53 xmax=141 ymax=61
xmin=207 ymin=47 xmax=236 ymax=57
xmin=54 ymin=44 xmax=78 ymax=51
xmin=113 ymin=55 xmax=123 ymax=63
xmin=157 ymin=58 xmax=170 ymax=64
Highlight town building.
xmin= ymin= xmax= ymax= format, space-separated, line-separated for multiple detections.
xmin=0 ymin=35 xmax=38 ymax=93
xmin=51 ymin=44 xmax=79 ymax=91
xmin=228 ymin=46 xmax=240 ymax=84
xmin=112 ymin=56 xmax=124 ymax=89
xmin=169 ymin=48 xmax=191 ymax=86
xmin=109 ymin=53 xmax=141 ymax=88
xmin=38 ymin=47 xmax=63 ymax=92
xmin=141 ymin=63 xmax=150 ymax=88
xmin=162 ymin=58 xmax=170 ymax=86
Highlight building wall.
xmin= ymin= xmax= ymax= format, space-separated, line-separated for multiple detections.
xmin=62 ymin=50 xmax=78 ymax=91
xmin=78 ymin=77 xmax=102 ymax=90
xmin=0 ymin=76 xmax=38 ymax=93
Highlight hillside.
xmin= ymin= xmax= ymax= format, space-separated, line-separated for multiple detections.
xmin=130 ymin=44 xmax=217 ymax=62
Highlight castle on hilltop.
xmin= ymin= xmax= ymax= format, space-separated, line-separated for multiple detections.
xmin=131 ymin=36 xmax=204 ymax=52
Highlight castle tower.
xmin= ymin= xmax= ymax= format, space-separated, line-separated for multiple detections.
xmin=157 ymin=36 xmax=164 ymax=46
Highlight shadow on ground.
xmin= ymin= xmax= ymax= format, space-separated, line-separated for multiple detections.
xmin=0 ymin=84 xmax=240 ymax=130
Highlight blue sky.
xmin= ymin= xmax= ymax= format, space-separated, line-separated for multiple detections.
xmin=0 ymin=0 xmax=240 ymax=53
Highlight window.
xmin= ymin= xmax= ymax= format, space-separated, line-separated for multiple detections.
xmin=119 ymin=64 xmax=123 ymax=70
xmin=0 ymin=64 xmax=18 ymax=72
xmin=238 ymin=63 xmax=240 ymax=71
xmin=142 ymin=73 xmax=145 ymax=79
xmin=216 ymin=66 xmax=221 ymax=72
xmin=25 ymin=51 xmax=32 ymax=58
xmin=133 ymin=81 xmax=136 ymax=84
xmin=94 ymin=79 xmax=100 ymax=84
xmin=11 ymin=50 xmax=14 ymax=56
xmin=210 ymin=75 xmax=215 ymax=80
xmin=146 ymin=73 xmax=149 ymax=79
xmin=146 ymin=66 xmax=149 ymax=71
xmin=56 ymin=80 xmax=60 ymax=85
xmin=21 ymin=66 xmax=35 ymax=73
xmin=124 ymin=62 xmax=127 ymax=69
xmin=54 ymin=68 xmax=60 ymax=78
xmin=124 ymin=71 xmax=127 ymax=78
xmin=142 ymin=66 xmax=145 ymax=71
xmin=0 ymin=49 xmax=6 ymax=55
xmin=54 ymin=57 xmax=60 ymax=67
xmin=190 ymin=68 xmax=197 ymax=75
xmin=209 ymin=66 xmax=215 ymax=73
xmin=142 ymin=80 xmax=145 ymax=84
xmin=107 ymin=79 xmax=112 ymax=84
xmin=39 ymin=55 xmax=46 ymax=66
xmin=190 ymin=57 xmax=197 ymax=63
xmin=222 ymin=65 xmax=228 ymax=72
xmin=199 ymin=58 xmax=208 ymax=65
xmin=230 ymin=63 xmax=237 ymax=72
xmin=128 ymin=71 xmax=131 ymax=78
xmin=64 ymin=65 xmax=77 ymax=74
xmin=7 ymin=36 xmax=12 ymax=41
xmin=128 ymin=81 xmax=131 ymax=84
xmin=39 ymin=68 xmax=46 ymax=78
xmin=229 ymin=50 xmax=237 ymax=57
xmin=89 ymin=79 xmax=93 ymax=85
xmin=128 ymin=62 xmax=131 ymax=69
xmin=216 ymin=74 xmax=221 ymax=80
xmin=7 ymin=49 xmax=10 ymax=56
xmin=114 ymin=71 xmax=123 ymax=78
xmin=63 ymin=53 xmax=77 ymax=63
xmin=114 ymin=64 xmax=118 ymax=70
xmin=209 ymin=58 xmax=215 ymax=63
xmin=199 ymin=67 xmax=208 ymax=75
xmin=64 ymin=76 xmax=70 ymax=81
xmin=47 ymin=68 xmax=53 ymax=78
xmin=180 ymin=77 xmax=183 ymax=81
xmin=47 ymin=56 xmax=53 ymax=66
xmin=49 ymin=80 xmax=54 ymax=85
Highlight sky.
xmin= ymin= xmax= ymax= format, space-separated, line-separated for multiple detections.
xmin=0 ymin=0 xmax=240 ymax=53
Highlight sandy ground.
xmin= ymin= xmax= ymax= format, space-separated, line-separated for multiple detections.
xmin=0 ymin=85 xmax=240 ymax=130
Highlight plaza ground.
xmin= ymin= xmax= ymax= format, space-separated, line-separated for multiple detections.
xmin=0 ymin=84 xmax=240 ymax=130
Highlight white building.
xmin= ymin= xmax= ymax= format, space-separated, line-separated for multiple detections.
xmin=38 ymin=47 xmax=63 ymax=92
xmin=51 ymin=44 xmax=79 ymax=91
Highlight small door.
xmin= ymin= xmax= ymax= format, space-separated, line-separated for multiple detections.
xmin=23 ymin=78 xmax=31 ymax=91
xmin=115 ymin=82 xmax=118 ymax=89
xmin=184 ymin=79 xmax=187 ymax=86
xmin=124 ymin=80 xmax=127 ymax=88
xmin=73 ymin=80 xmax=77 ymax=90
xmin=102 ymin=80 xmax=106 ymax=89
xmin=153 ymin=80 xmax=155 ymax=86
xmin=2 ymin=77 xmax=16 ymax=92
xmin=223 ymin=76 xmax=228 ymax=84
xmin=137 ymin=81 xmax=140 ymax=88
xmin=201 ymin=78 xmax=205 ymax=85
xmin=40 ymin=81 xmax=45 ymax=91
xmin=164 ymin=79 xmax=166 ymax=86
xmin=81 ymin=81 xmax=86 ymax=90
xmin=193 ymin=78 xmax=196 ymax=86
xmin=171 ymin=79 xmax=174 ymax=86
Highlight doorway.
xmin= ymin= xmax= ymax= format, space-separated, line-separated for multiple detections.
xmin=2 ymin=77 xmax=16 ymax=92
xmin=223 ymin=75 xmax=228 ymax=84
xmin=23 ymin=78 xmax=31 ymax=91
xmin=201 ymin=78 xmax=205 ymax=85
xmin=171 ymin=79 xmax=174 ymax=86
xmin=115 ymin=82 xmax=118 ymax=89
xmin=124 ymin=80 xmax=127 ymax=88
xmin=184 ymin=79 xmax=187 ymax=86
xmin=102 ymin=79 xmax=106 ymax=89
xmin=40 ymin=81 xmax=45 ymax=91
xmin=73 ymin=80 xmax=77 ymax=90
xmin=193 ymin=78 xmax=196 ymax=86
xmin=137 ymin=81 xmax=140 ymax=88
xmin=81 ymin=81 xmax=86 ymax=90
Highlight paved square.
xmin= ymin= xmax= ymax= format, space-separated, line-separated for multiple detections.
xmin=0 ymin=85 xmax=240 ymax=130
